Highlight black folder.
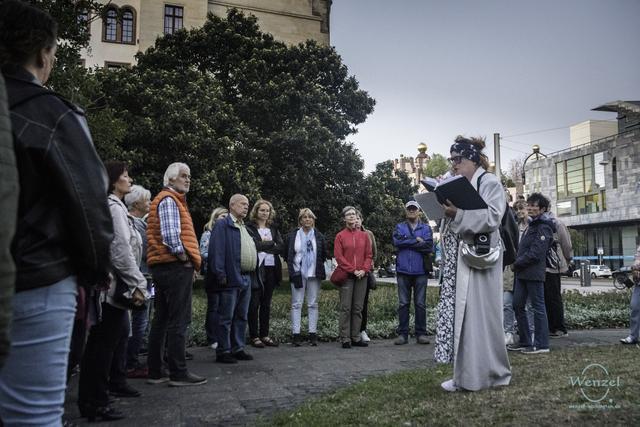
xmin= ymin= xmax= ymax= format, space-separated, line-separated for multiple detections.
xmin=420 ymin=176 xmax=488 ymax=210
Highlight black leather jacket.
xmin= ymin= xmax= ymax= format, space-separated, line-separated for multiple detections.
xmin=4 ymin=67 xmax=113 ymax=292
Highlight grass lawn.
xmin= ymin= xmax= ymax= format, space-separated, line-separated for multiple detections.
xmin=265 ymin=345 xmax=640 ymax=426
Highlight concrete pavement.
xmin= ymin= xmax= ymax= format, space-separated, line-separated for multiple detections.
xmin=63 ymin=329 xmax=631 ymax=426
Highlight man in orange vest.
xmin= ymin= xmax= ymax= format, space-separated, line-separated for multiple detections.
xmin=145 ymin=163 xmax=206 ymax=387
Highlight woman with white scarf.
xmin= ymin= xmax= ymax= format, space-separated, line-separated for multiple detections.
xmin=285 ymin=208 xmax=328 ymax=346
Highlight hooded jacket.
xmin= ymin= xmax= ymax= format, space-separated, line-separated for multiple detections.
xmin=4 ymin=67 xmax=113 ymax=291
xmin=513 ymin=213 xmax=556 ymax=282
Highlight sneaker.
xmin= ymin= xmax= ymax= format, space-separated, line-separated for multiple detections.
xmin=309 ymin=333 xmax=318 ymax=347
xmin=215 ymin=353 xmax=238 ymax=364
xmin=146 ymin=372 xmax=170 ymax=385
xmin=620 ymin=336 xmax=638 ymax=345
xmin=522 ymin=347 xmax=550 ymax=355
xmin=506 ymin=343 xmax=530 ymax=352
xmin=440 ymin=379 xmax=459 ymax=392
xmin=394 ymin=336 xmax=408 ymax=345
xmin=210 ymin=342 xmax=218 ymax=350
xmin=292 ymin=333 xmax=302 ymax=347
xmin=168 ymin=372 xmax=207 ymax=387
xmin=342 ymin=341 xmax=352 ymax=349
xmin=351 ymin=340 xmax=368 ymax=347
xmin=360 ymin=330 xmax=371 ymax=343
xmin=504 ymin=332 xmax=515 ymax=345
xmin=232 ymin=350 xmax=254 ymax=361
xmin=550 ymin=331 xmax=569 ymax=338
xmin=416 ymin=335 xmax=430 ymax=345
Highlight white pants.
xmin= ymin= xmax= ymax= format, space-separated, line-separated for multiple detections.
xmin=291 ymin=277 xmax=320 ymax=334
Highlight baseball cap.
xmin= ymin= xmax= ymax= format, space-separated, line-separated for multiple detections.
xmin=405 ymin=201 xmax=420 ymax=210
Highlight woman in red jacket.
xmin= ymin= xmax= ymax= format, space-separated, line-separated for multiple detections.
xmin=334 ymin=206 xmax=373 ymax=348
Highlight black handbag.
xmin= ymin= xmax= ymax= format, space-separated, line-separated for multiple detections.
xmin=290 ymin=271 xmax=303 ymax=289
xmin=367 ymin=271 xmax=377 ymax=290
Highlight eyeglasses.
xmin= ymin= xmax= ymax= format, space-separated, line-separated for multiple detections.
xmin=447 ymin=155 xmax=464 ymax=165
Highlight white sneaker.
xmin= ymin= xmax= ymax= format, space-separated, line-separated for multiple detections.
xmin=360 ymin=331 xmax=371 ymax=343
xmin=504 ymin=332 xmax=515 ymax=345
xmin=210 ymin=342 xmax=218 ymax=350
xmin=441 ymin=379 xmax=459 ymax=392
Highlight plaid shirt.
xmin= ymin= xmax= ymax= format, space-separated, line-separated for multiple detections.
xmin=158 ymin=197 xmax=184 ymax=255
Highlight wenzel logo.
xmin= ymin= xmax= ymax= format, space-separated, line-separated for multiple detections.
xmin=569 ymin=363 xmax=621 ymax=408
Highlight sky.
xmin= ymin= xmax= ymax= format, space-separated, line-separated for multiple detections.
xmin=330 ymin=0 xmax=640 ymax=173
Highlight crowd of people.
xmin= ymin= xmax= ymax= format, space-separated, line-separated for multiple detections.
xmin=1 ymin=1 xmax=640 ymax=425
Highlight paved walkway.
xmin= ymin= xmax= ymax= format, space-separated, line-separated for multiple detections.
xmin=63 ymin=329 xmax=629 ymax=426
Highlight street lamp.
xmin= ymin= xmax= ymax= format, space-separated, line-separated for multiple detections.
xmin=521 ymin=144 xmax=547 ymax=186
xmin=416 ymin=142 xmax=429 ymax=185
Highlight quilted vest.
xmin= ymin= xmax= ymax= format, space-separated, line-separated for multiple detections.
xmin=147 ymin=189 xmax=201 ymax=271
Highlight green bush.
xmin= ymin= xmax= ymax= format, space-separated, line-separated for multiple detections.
xmin=187 ymin=282 xmax=633 ymax=347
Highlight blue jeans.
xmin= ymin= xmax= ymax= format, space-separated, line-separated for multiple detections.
xmin=513 ymin=278 xmax=549 ymax=349
xmin=396 ymin=273 xmax=428 ymax=337
xmin=503 ymin=291 xmax=534 ymax=335
xmin=216 ymin=275 xmax=251 ymax=354
xmin=629 ymin=284 xmax=640 ymax=341
xmin=0 ymin=276 xmax=77 ymax=426
xmin=127 ymin=298 xmax=150 ymax=369
xmin=205 ymin=288 xmax=219 ymax=345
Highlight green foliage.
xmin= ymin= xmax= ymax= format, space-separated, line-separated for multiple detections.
xmin=423 ymin=153 xmax=450 ymax=179
xmin=568 ymin=228 xmax=587 ymax=255
xmin=188 ymin=282 xmax=631 ymax=347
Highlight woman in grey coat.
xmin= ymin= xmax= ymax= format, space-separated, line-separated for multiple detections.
xmin=440 ymin=136 xmax=512 ymax=392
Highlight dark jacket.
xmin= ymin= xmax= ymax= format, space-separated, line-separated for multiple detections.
xmin=513 ymin=213 xmax=556 ymax=282
xmin=0 ymin=72 xmax=17 ymax=368
xmin=393 ymin=221 xmax=433 ymax=276
xmin=207 ymin=215 xmax=261 ymax=290
xmin=246 ymin=223 xmax=284 ymax=285
xmin=284 ymin=228 xmax=328 ymax=280
xmin=4 ymin=67 xmax=113 ymax=291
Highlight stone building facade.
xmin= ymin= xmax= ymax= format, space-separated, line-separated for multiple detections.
xmin=80 ymin=0 xmax=331 ymax=68
xmin=525 ymin=101 xmax=640 ymax=268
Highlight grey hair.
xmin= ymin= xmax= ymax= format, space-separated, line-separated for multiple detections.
xmin=163 ymin=162 xmax=190 ymax=187
xmin=124 ymin=185 xmax=151 ymax=210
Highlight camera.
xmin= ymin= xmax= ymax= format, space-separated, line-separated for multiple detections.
xmin=474 ymin=233 xmax=490 ymax=255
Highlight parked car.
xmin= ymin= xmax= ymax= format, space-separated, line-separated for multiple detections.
xmin=377 ymin=264 xmax=396 ymax=278
xmin=572 ymin=264 xmax=612 ymax=279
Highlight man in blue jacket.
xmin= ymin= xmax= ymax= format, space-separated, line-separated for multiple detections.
xmin=208 ymin=194 xmax=257 ymax=363
xmin=392 ymin=201 xmax=434 ymax=345
xmin=509 ymin=193 xmax=555 ymax=354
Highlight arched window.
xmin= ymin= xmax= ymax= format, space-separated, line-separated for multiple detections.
xmin=121 ymin=9 xmax=135 ymax=44
xmin=102 ymin=6 xmax=136 ymax=44
xmin=104 ymin=8 xmax=117 ymax=41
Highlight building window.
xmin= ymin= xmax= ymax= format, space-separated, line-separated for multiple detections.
xmin=102 ymin=7 xmax=137 ymax=44
xmin=557 ymin=200 xmax=572 ymax=216
xmin=104 ymin=8 xmax=118 ymax=41
xmin=104 ymin=61 xmax=131 ymax=69
xmin=164 ymin=5 xmax=184 ymax=35
xmin=612 ymin=157 xmax=617 ymax=189
xmin=593 ymin=152 xmax=606 ymax=189
xmin=121 ymin=9 xmax=135 ymax=44
xmin=576 ymin=192 xmax=606 ymax=215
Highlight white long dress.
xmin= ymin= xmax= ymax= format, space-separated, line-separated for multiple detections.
xmin=449 ymin=167 xmax=512 ymax=391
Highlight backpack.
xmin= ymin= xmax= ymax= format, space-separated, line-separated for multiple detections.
xmin=477 ymin=172 xmax=519 ymax=267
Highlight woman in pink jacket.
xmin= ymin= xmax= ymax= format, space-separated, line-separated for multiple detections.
xmin=334 ymin=206 xmax=372 ymax=348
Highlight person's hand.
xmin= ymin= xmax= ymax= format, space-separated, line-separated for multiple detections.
xmin=416 ymin=237 xmax=424 ymax=242
xmin=177 ymin=252 xmax=188 ymax=262
xmin=443 ymin=199 xmax=458 ymax=218
xmin=354 ymin=270 xmax=365 ymax=279
xmin=132 ymin=288 xmax=145 ymax=306
xmin=633 ymin=269 xmax=640 ymax=281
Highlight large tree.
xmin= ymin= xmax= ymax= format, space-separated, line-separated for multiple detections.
xmin=92 ymin=10 xmax=375 ymax=232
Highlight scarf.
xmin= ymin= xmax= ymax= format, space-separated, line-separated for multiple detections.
xmin=297 ymin=228 xmax=316 ymax=279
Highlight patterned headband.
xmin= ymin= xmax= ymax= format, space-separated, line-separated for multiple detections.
xmin=450 ymin=141 xmax=481 ymax=164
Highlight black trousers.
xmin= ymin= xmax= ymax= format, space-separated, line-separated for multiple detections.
xmin=147 ymin=262 xmax=193 ymax=379
xmin=544 ymin=272 xmax=567 ymax=333
xmin=248 ymin=266 xmax=278 ymax=338
xmin=78 ymin=303 xmax=128 ymax=407
xmin=361 ymin=285 xmax=371 ymax=332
